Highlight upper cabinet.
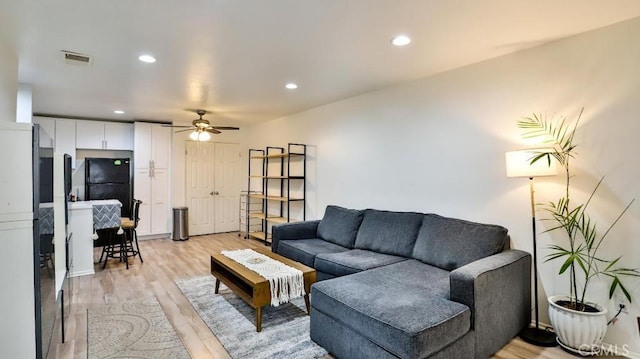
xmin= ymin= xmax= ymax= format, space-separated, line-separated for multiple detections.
xmin=33 ymin=116 xmax=77 ymax=168
xmin=134 ymin=122 xmax=171 ymax=169
xmin=76 ymin=120 xmax=133 ymax=150
xmin=34 ymin=117 xmax=55 ymax=148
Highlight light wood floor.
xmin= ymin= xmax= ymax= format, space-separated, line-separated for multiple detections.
xmin=47 ymin=233 xmax=619 ymax=359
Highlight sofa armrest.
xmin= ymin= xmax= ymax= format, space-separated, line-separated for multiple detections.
xmin=450 ymin=249 xmax=531 ymax=359
xmin=271 ymin=220 xmax=321 ymax=252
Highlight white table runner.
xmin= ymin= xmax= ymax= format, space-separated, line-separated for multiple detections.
xmin=221 ymin=249 xmax=305 ymax=306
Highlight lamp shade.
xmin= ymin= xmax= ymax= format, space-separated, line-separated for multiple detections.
xmin=505 ymin=150 xmax=558 ymax=178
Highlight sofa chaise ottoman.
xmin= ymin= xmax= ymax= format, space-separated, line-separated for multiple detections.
xmin=272 ymin=205 xmax=531 ymax=359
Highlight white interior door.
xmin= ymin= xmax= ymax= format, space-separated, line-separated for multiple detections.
xmin=214 ymin=142 xmax=241 ymax=233
xmin=185 ymin=141 xmax=216 ymax=235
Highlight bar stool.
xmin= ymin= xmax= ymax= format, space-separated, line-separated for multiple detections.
xmin=121 ymin=199 xmax=143 ymax=264
xmin=100 ymin=199 xmax=143 ymax=269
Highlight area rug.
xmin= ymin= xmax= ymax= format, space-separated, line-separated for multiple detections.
xmin=87 ymin=296 xmax=191 ymax=359
xmin=176 ymin=275 xmax=327 ymax=359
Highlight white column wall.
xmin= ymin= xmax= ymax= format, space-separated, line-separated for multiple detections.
xmin=247 ymin=18 xmax=640 ymax=353
xmin=0 ymin=37 xmax=18 ymax=123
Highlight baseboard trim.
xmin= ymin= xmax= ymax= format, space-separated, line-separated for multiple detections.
xmin=529 ymin=321 xmax=640 ymax=358
xmin=138 ymin=233 xmax=170 ymax=240
xmin=69 ymin=269 xmax=95 ymax=277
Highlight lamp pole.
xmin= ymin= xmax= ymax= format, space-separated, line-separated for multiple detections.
xmin=505 ymin=149 xmax=558 ymax=347
xmin=519 ymin=177 xmax=557 ymax=346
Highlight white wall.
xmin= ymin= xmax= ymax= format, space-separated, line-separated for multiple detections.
xmin=17 ymin=83 xmax=33 ymax=123
xmin=0 ymin=37 xmax=18 ymax=123
xmin=247 ymin=18 xmax=640 ymax=353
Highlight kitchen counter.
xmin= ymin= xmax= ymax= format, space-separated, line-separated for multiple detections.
xmin=69 ymin=199 xmax=121 ymax=210
xmin=68 ymin=199 xmax=122 ymax=277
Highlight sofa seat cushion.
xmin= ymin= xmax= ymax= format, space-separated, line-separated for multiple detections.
xmin=354 ymin=209 xmax=424 ymax=257
xmin=314 ymin=249 xmax=407 ymax=277
xmin=312 ymin=264 xmax=470 ymax=359
xmin=316 ymin=205 xmax=364 ymax=248
xmin=277 ymin=238 xmax=349 ymax=267
xmin=413 ymin=214 xmax=508 ymax=270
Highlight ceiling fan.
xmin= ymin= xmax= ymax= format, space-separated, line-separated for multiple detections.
xmin=163 ymin=109 xmax=239 ymax=141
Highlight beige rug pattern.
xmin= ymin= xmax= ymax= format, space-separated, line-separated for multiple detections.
xmin=88 ymin=296 xmax=190 ymax=359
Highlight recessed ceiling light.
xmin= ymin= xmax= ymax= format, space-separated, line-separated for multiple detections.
xmin=391 ymin=35 xmax=411 ymax=47
xmin=138 ymin=54 xmax=156 ymax=63
xmin=285 ymin=83 xmax=298 ymax=90
xmin=113 ymin=110 xmax=124 ymax=114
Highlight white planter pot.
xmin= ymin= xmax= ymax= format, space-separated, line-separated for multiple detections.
xmin=548 ymin=295 xmax=608 ymax=355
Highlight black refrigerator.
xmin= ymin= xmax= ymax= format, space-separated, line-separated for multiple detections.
xmin=85 ymin=158 xmax=132 ymax=218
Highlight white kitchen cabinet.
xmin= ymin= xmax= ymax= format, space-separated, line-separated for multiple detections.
xmin=76 ymin=120 xmax=133 ymax=150
xmin=33 ymin=117 xmax=77 ymax=168
xmin=134 ymin=122 xmax=171 ymax=168
xmin=33 ymin=116 xmax=55 ymax=148
xmin=55 ymin=118 xmax=76 ymax=166
xmin=75 ymin=120 xmax=103 ymax=149
xmin=134 ymin=122 xmax=171 ymax=236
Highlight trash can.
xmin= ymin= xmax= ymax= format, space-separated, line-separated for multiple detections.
xmin=172 ymin=207 xmax=189 ymax=241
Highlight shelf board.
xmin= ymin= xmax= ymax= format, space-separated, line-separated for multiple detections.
xmin=249 ymin=175 xmax=303 ymax=179
xmin=249 ymin=175 xmax=288 ymax=179
xmin=247 ymin=213 xmax=289 ymax=224
xmin=248 ymin=194 xmax=304 ymax=202
xmin=249 ymin=232 xmax=272 ymax=241
xmin=267 ymin=217 xmax=288 ymax=224
xmin=250 ymin=152 xmax=305 ymax=159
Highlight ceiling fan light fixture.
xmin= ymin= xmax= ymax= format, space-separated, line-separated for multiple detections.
xmin=198 ymin=131 xmax=211 ymax=141
xmin=285 ymin=83 xmax=298 ymax=90
xmin=189 ymin=129 xmax=211 ymax=141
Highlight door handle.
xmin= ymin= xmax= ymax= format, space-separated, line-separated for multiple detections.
xmin=210 ymin=191 xmax=220 ymax=196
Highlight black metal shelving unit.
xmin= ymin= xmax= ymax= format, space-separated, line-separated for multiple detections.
xmin=246 ymin=143 xmax=306 ymax=245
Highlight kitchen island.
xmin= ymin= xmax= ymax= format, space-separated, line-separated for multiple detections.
xmin=68 ymin=199 xmax=122 ymax=277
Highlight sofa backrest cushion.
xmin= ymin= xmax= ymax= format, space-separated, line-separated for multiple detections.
xmin=412 ymin=214 xmax=508 ymax=270
xmin=317 ymin=205 xmax=364 ymax=248
xmin=354 ymin=209 xmax=424 ymax=257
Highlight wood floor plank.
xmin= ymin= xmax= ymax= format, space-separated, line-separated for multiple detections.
xmin=47 ymin=232 xmax=616 ymax=359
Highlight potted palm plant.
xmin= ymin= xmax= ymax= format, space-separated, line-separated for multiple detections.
xmin=517 ymin=109 xmax=639 ymax=354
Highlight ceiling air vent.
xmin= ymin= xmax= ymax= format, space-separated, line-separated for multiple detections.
xmin=61 ymin=50 xmax=93 ymax=65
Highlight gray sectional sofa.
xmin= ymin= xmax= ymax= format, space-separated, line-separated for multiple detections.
xmin=272 ymin=205 xmax=531 ymax=359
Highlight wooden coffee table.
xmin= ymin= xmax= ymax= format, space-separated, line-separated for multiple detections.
xmin=210 ymin=247 xmax=316 ymax=332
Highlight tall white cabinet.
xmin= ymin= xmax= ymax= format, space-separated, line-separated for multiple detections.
xmin=0 ymin=122 xmax=36 ymax=359
xmin=134 ymin=122 xmax=171 ymax=236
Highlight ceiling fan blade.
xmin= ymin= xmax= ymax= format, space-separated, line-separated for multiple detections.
xmin=175 ymin=128 xmax=195 ymax=133
xmin=205 ymin=128 xmax=222 ymax=134
xmin=210 ymin=126 xmax=240 ymax=130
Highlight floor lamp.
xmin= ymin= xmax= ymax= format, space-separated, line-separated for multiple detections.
xmin=506 ymin=150 xmax=558 ymax=347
